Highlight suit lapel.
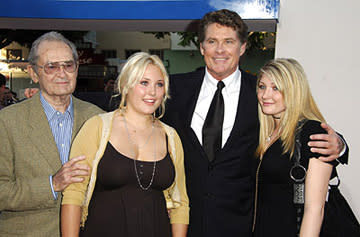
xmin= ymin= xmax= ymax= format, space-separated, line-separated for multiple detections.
xmin=221 ymin=71 xmax=257 ymax=152
xmin=184 ymin=76 xmax=203 ymax=130
xmin=72 ymin=96 xmax=86 ymax=141
xmin=223 ymin=74 xmax=244 ymax=149
xmin=26 ymin=94 xmax=61 ymax=172
xmin=182 ymin=70 xmax=209 ymax=160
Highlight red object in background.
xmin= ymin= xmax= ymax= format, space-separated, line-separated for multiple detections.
xmin=77 ymin=49 xmax=106 ymax=65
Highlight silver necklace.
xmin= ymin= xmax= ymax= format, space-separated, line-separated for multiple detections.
xmin=123 ymin=116 xmax=156 ymax=191
xmin=123 ymin=116 xmax=155 ymax=149
xmin=267 ymin=130 xmax=280 ymax=143
xmin=266 ymin=134 xmax=272 ymax=142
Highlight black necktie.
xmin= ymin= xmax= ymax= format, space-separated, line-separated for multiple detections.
xmin=202 ymin=81 xmax=225 ymax=162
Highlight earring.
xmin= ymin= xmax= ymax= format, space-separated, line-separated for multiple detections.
xmin=153 ymin=105 xmax=162 ymax=119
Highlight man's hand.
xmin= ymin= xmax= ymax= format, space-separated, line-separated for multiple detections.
xmin=308 ymin=123 xmax=344 ymax=162
xmin=52 ymin=155 xmax=90 ymax=192
xmin=24 ymin=88 xmax=39 ymax=98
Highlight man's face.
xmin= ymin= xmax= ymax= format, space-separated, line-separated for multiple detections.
xmin=104 ymin=79 xmax=115 ymax=92
xmin=200 ymin=23 xmax=246 ymax=80
xmin=28 ymin=40 xmax=77 ymax=101
xmin=0 ymin=88 xmax=12 ymax=105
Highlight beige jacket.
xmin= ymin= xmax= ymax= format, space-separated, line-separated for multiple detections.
xmin=0 ymin=93 xmax=102 ymax=236
xmin=62 ymin=110 xmax=189 ymax=227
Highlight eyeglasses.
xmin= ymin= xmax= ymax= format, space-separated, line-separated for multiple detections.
xmin=36 ymin=60 xmax=78 ymax=75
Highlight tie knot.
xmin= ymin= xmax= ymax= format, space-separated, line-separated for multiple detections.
xmin=217 ymin=81 xmax=225 ymax=90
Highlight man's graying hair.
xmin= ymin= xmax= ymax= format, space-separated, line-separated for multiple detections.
xmin=198 ymin=9 xmax=249 ymax=44
xmin=28 ymin=31 xmax=79 ymax=69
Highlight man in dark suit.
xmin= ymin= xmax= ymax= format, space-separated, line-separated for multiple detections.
xmin=0 ymin=32 xmax=102 ymax=236
xmin=163 ymin=9 xmax=347 ymax=237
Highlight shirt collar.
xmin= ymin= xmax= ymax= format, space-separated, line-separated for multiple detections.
xmin=40 ymin=91 xmax=74 ymax=121
xmin=204 ymin=68 xmax=241 ymax=95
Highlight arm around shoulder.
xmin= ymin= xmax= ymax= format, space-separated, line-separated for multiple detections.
xmin=309 ymin=122 xmax=349 ymax=164
xmin=334 ymin=133 xmax=348 ymax=165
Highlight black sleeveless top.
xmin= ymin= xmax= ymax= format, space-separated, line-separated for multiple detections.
xmin=80 ymin=137 xmax=175 ymax=237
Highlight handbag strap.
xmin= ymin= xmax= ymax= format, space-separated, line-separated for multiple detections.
xmin=291 ymin=120 xmax=307 ymax=236
xmin=290 ymin=120 xmax=307 ymax=183
xmin=329 ymin=168 xmax=340 ymax=188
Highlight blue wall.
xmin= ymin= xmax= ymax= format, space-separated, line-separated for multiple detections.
xmin=2 ymin=0 xmax=278 ymax=20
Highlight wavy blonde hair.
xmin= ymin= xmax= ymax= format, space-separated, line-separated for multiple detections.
xmin=255 ymin=58 xmax=325 ymax=158
xmin=117 ymin=52 xmax=169 ymax=119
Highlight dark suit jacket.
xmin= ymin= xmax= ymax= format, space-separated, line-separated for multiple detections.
xmin=0 ymin=93 xmax=103 ymax=236
xmin=163 ymin=68 xmax=259 ymax=237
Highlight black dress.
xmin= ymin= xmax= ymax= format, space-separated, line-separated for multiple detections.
xmin=253 ymin=120 xmax=334 ymax=236
xmin=80 ymin=138 xmax=175 ymax=237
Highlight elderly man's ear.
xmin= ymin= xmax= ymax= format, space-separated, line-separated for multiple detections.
xmin=24 ymin=65 xmax=40 ymax=98
xmin=27 ymin=65 xmax=39 ymax=84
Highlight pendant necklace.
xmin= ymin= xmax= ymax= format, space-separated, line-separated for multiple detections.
xmin=123 ymin=116 xmax=156 ymax=191
xmin=266 ymin=133 xmax=275 ymax=143
xmin=267 ymin=126 xmax=281 ymax=143
xmin=266 ymin=135 xmax=272 ymax=143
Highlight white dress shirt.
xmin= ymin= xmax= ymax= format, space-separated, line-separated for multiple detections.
xmin=191 ymin=68 xmax=241 ymax=147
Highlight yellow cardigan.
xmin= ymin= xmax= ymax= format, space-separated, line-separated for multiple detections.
xmin=62 ymin=110 xmax=189 ymax=227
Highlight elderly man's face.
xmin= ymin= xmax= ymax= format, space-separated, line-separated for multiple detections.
xmin=29 ymin=40 xmax=77 ymax=101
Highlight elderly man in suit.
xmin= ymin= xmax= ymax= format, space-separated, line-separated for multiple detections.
xmin=0 ymin=31 xmax=103 ymax=236
xmin=163 ymin=9 xmax=348 ymax=237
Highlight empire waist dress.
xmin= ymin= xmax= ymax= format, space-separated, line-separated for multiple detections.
xmin=253 ymin=120 xmax=332 ymax=237
xmin=80 ymin=138 xmax=175 ymax=237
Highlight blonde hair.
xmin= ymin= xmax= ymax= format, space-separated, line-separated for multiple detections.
xmin=255 ymin=58 xmax=325 ymax=158
xmin=117 ymin=52 xmax=169 ymax=118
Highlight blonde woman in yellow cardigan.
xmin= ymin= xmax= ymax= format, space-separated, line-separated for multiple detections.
xmin=61 ymin=52 xmax=189 ymax=237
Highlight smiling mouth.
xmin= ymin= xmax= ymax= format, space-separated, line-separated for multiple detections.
xmin=144 ymin=99 xmax=156 ymax=104
xmin=55 ymin=79 xmax=69 ymax=83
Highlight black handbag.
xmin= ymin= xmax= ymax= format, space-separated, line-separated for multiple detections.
xmin=320 ymin=176 xmax=360 ymax=236
xmin=291 ymin=121 xmax=360 ymax=236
